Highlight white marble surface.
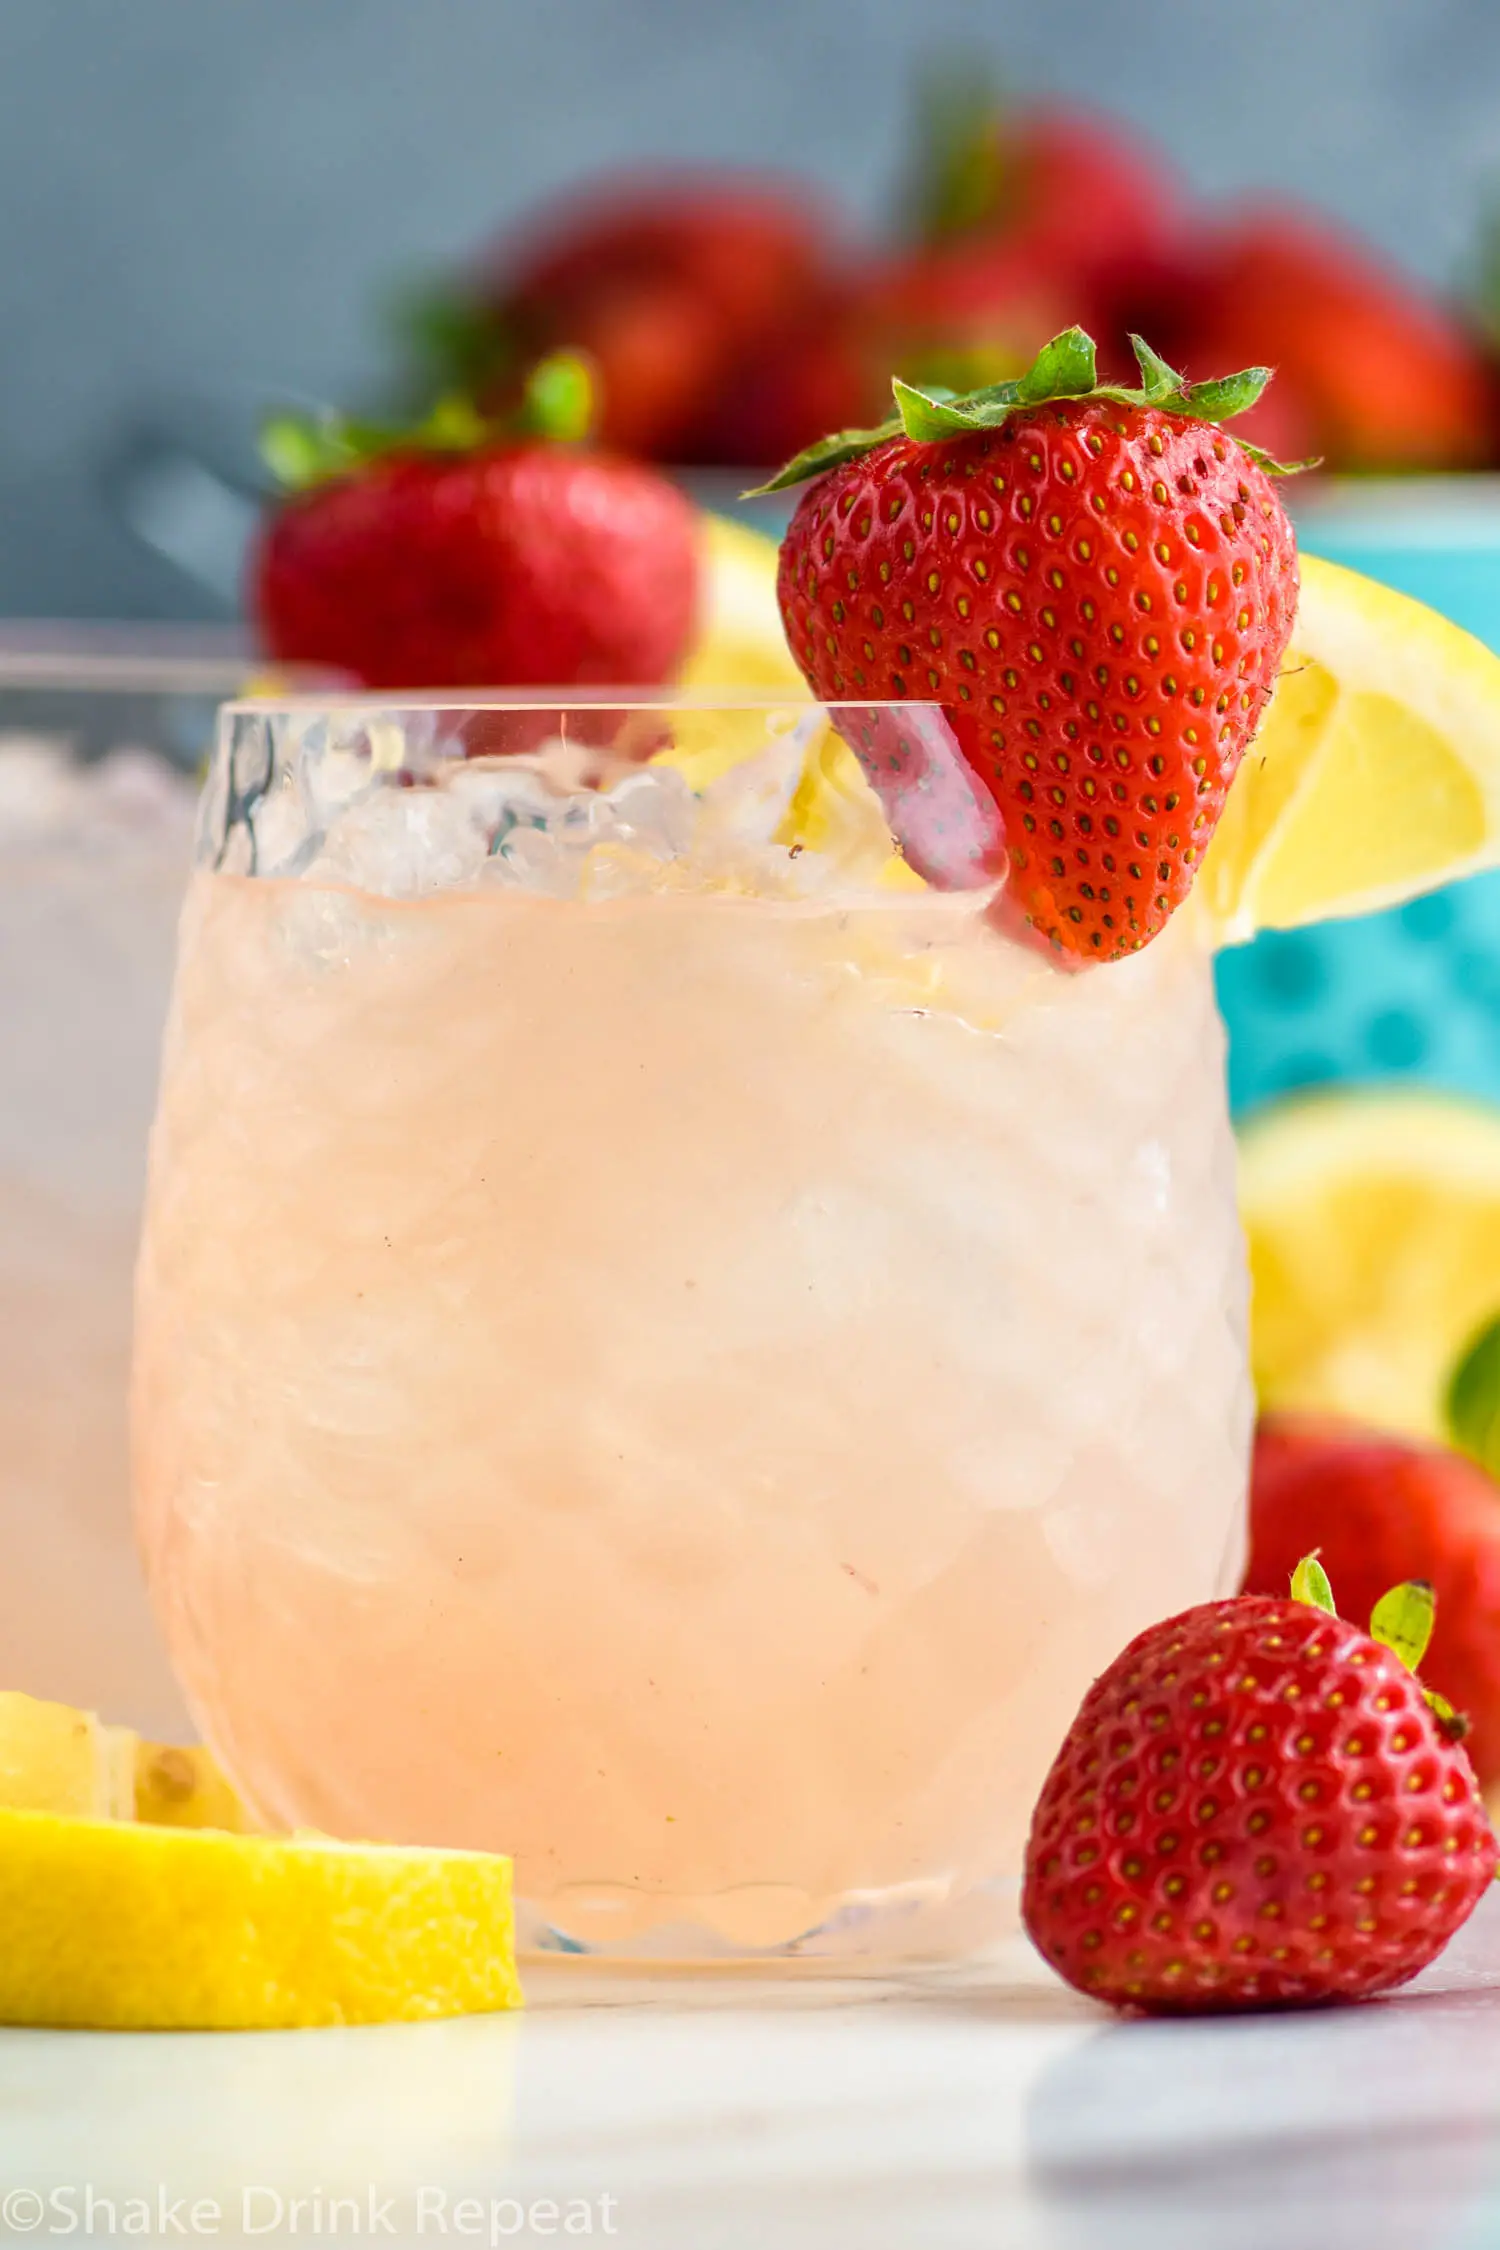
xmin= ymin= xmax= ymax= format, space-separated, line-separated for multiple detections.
xmin=5 ymin=1897 xmax=1500 ymax=2249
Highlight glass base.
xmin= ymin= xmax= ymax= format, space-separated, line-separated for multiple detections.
xmin=517 ymin=1875 xmax=1021 ymax=1967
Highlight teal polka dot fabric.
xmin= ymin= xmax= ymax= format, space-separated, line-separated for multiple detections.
xmin=1217 ymin=493 xmax=1500 ymax=1119
xmin=1216 ymin=874 xmax=1500 ymax=1116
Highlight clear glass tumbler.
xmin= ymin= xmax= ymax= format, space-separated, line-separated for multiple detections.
xmin=134 ymin=695 xmax=1250 ymax=1961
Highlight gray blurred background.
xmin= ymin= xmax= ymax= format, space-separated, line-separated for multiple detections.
xmin=1 ymin=0 xmax=1497 ymax=620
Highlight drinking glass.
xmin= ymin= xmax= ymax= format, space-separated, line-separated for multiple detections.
xmin=134 ymin=694 xmax=1250 ymax=1960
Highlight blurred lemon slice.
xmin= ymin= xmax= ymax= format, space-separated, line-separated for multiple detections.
xmin=1239 ymin=1088 xmax=1500 ymax=1440
xmin=654 ymin=514 xmax=810 ymax=791
xmin=663 ymin=517 xmax=920 ymax=886
xmin=1203 ymin=555 xmax=1500 ymax=939
xmin=678 ymin=514 xmax=808 ymax=694
xmin=0 ymin=1811 xmax=519 ymax=2029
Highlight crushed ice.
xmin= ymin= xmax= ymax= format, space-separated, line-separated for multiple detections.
xmin=288 ymin=721 xmax=880 ymax=903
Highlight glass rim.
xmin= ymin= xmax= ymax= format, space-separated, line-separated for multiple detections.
xmin=218 ymin=690 xmax=942 ymax=721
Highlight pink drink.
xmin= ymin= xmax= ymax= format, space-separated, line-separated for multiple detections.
xmin=135 ymin=700 xmax=1249 ymax=1959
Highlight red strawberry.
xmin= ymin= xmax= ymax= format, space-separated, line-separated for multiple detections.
xmin=677 ymin=289 xmax=876 ymax=471
xmin=866 ymin=236 xmax=1095 ymax=405
xmin=252 ymin=366 xmax=699 ymax=691
xmin=1246 ymin=1415 xmax=1500 ymax=1786
xmin=1023 ymin=1569 xmax=1498 ymax=2013
xmin=766 ymin=327 xmax=1300 ymax=962
xmin=874 ymin=87 xmax=1182 ymax=413
xmin=899 ymin=76 xmax=1180 ymax=284
xmin=1174 ymin=212 xmax=1494 ymax=473
xmin=440 ymin=175 xmax=837 ymax=462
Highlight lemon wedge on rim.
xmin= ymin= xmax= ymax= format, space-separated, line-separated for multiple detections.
xmin=1202 ymin=554 xmax=1500 ymax=940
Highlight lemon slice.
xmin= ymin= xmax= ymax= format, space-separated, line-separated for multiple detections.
xmin=0 ymin=1693 xmax=134 ymax=1821
xmin=776 ymin=726 xmax=926 ymax=889
xmin=1239 ymin=1087 xmax=1500 ymax=1440
xmin=0 ymin=1810 xmax=520 ymax=2029
xmin=677 ymin=514 xmax=808 ymax=694
xmin=1203 ymin=554 xmax=1500 ymax=939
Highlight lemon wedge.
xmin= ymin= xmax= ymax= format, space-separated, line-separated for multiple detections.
xmin=1239 ymin=1087 xmax=1500 ymax=1440
xmin=1203 ymin=554 xmax=1500 ymax=939
xmin=776 ymin=726 xmax=926 ymax=889
xmin=0 ymin=1811 xmax=519 ymax=2029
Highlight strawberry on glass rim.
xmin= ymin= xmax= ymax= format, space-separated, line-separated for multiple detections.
xmin=757 ymin=325 xmax=1301 ymax=964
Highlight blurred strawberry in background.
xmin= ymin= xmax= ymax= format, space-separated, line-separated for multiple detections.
xmin=253 ymin=358 xmax=701 ymax=689
xmin=1246 ymin=1413 xmax=1500 ymax=1785
xmin=408 ymin=173 xmax=860 ymax=466
xmin=378 ymin=56 xmax=1500 ymax=477
xmin=871 ymin=70 xmax=1183 ymax=394
xmin=1140 ymin=211 xmax=1496 ymax=471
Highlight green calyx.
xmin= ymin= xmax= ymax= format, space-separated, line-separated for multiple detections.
xmin=1290 ymin=1553 xmax=1336 ymax=1615
xmin=901 ymin=60 xmax=1017 ymax=245
xmin=394 ymin=281 xmax=516 ymax=397
xmin=1369 ymin=1579 xmax=1437 ymax=1674
xmin=1445 ymin=1309 xmax=1500 ymax=1476
xmin=261 ymin=350 xmax=596 ymax=492
xmin=1292 ymin=1550 xmax=1437 ymax=1676
xmin=746 ymin=326 xmax=1304 ymax=497
xmin=1289 ymin=1552 xmax=1464 ymax=1733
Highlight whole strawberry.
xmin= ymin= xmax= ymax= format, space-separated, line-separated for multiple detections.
xmin=1023 ymin=1565 xmax=1497 ymax=2012
xmin=253 ymin=359 xmax=699 ymax=691
xmin=1247 ymin=1415 xmax=1500 ymax=1786
xmin=411 ymin=175 xmax=836 ymax=462
xmin=898 ymin=74 xmax=1181 ymax=287
xmin=879 ymin=77 xmax=1182 ymax=391
xmin=1184 ymin=213 xmax=1493 ymax=474
xmin=764 ymin=327 xmax=1299 ymax=961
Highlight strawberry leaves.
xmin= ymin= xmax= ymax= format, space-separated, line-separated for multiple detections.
xmin=901 ymin=58 xmax=1017 ymax=245
xmin=1291 ymin=1552 xmax=1442 ymax=1680
xmin=1364 ymin=1576 xmax=1466 ymax=1737
xmin=262 ymin=351 xmax=596 ymax=493
xmin=749 ymin=326 xmax=1304 ymax=495
xmin=1446 ymin=1310 xmax=1500 ymax=1476
xmin=742 ymin=412 xmax=931 ymax=495
xmin=1291 ymin=1553 xmax=1459 ymax=1731
xmin=1291 ymin=1553 xmax=1337 ymax=1615
xmin=1370 ymin=1579 xmax=1438 ymax=1674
